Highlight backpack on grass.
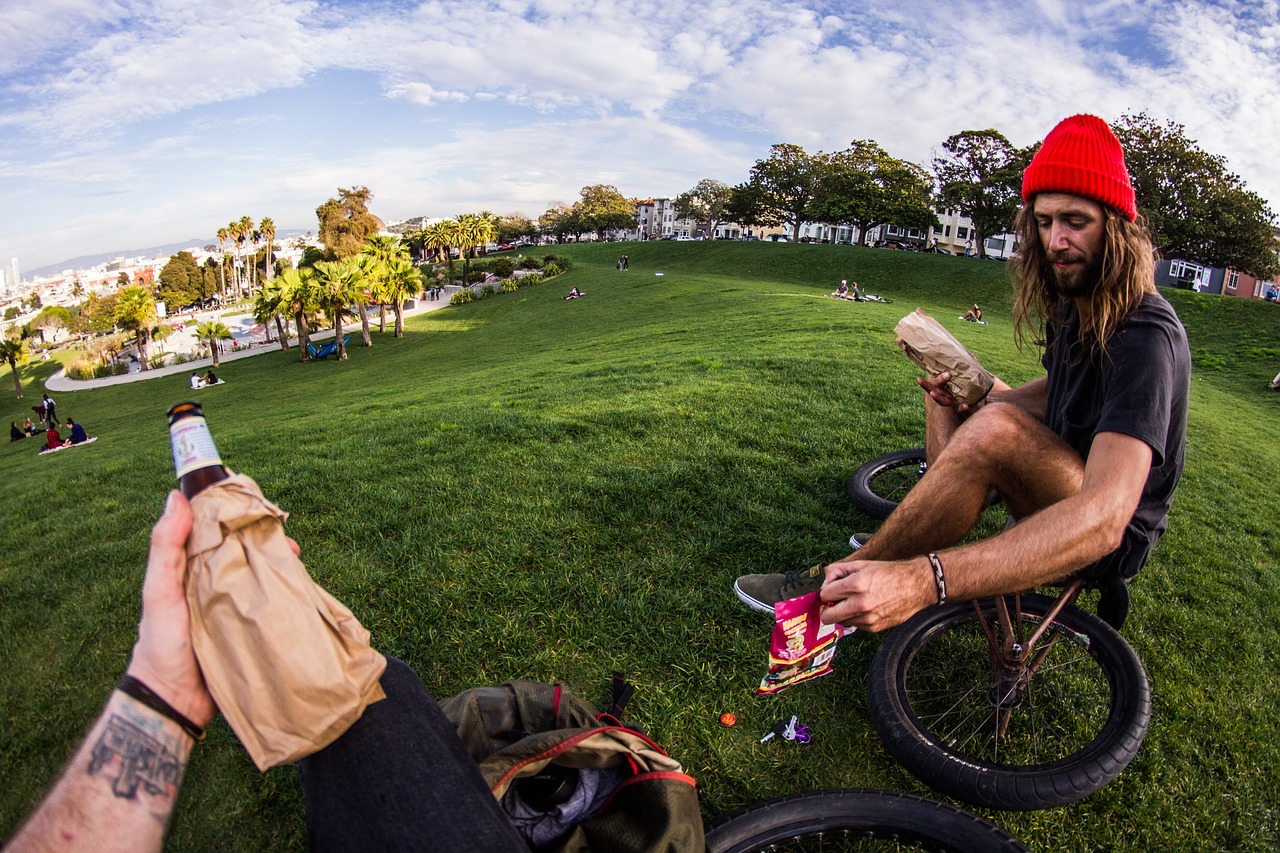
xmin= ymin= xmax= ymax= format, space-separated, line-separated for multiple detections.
xmin=440 ymin=673 xmax=705 ymax=852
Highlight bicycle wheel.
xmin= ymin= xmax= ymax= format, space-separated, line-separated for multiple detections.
xmin=847 ymin=449 xmax=927 ymax=519
xmin=868 ymin=594 xmax=1150 ymax=811
xmin=705 ymin=788 xmax=1028 ymax=852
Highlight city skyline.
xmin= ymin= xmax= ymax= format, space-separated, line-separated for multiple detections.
xmin=3 ymin=0 xmax=1280 ymax=273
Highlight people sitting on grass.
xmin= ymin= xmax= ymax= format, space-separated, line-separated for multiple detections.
xmin=961 ymin=303 xmax=983 ymax=322
xmin=67 ymin=418 xmax=89 ymax=445
xmin=832 ymin=280 xmax=851 ymax=300
xmin=43 ymin=427 xmax=63 ymax=453
xmin=23 ymin=417 xmax=41 ymax=436
xmin=11 ymin=421 xmax=24 ymax=442
xmin=190 ymin=371 xmax=203 ymax=389
xmin=1269 ymin=370 xmax=1280 ymax=390
xmin=563 ymin=287 xmax=584 ymax=300
xmin=204 ymin=370 xmax=219 ymax=386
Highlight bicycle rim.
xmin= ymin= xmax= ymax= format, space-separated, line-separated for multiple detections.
xmin=705 ymin=788 xmax=1028 ymax=853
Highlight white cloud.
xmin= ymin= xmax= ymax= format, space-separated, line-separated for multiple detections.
xmin=4 ymin=0 xmax=1280 ymax=271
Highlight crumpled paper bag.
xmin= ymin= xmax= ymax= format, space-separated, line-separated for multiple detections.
xmin=894 ymin=309 xmax=995 ymax=407
xmin=184 ymin=473 xmax=386 ymax=770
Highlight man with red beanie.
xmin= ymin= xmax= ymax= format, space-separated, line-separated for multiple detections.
xmin=736 ymin=114 xmax=1190 ymax=631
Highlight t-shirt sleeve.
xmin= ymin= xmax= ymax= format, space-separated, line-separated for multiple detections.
xmin=1096 ymin=318 xmax=1180 ymax=468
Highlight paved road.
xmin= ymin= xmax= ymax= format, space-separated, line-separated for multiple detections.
xmin=45 ymin=295 xmax=453 ymax=391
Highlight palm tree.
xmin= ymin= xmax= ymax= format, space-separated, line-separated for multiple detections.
xmin=0 ymin=337 xmax=28 ymax=399
xmin=253 ymin=278 xmax=291 ymax=352
xmin=236 ymin=216 xmax=255 ymax=300
xmin=311 ymin=259 xmax=362 ymax=361
xmin=194 ymin=320 xmax=233 ymax=367
xmin=259 ymin=217 xmax=276 ymax=284
xmin=383 ymin=256 xmax=421 ymax=338
xmin=403 ymin=228 xmax=429 ymax=263
xmin=277 ymin=266 xmax=317 ymax=362
xmin=362 ymin=235 xmax=405 ymax=333
xmin=216 ymin=226 xmax=229 ymax=298
xmin=114 ymin=285 xmax=158 ymax=371
xmin=425 ymin=220 xmax=455 ymax=275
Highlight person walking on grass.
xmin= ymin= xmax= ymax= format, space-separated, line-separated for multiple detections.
xmin=735 ymin=114 xmax=1191 ymax=632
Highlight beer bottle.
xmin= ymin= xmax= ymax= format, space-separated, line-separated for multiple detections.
xmin=167 ymin=401 xmax=229 ymax=498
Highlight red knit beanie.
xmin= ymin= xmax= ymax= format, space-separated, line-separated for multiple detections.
xmin=1021 ymin=114 xmax=1136 ymax=221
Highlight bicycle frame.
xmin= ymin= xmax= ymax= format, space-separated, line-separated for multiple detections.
xmin=977 ymin=577 xmax=1089 ymax=736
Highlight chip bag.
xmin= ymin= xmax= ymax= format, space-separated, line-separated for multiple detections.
xmin=756 ymin=588 xmax=848 ymax=696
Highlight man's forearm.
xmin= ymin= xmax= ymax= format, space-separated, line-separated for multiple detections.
xmin=7 ymin=691 xmax=194 ymax=853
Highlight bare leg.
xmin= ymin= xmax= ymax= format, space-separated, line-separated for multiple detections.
xmin=859 ymin=402 xmax=1085 ymax=562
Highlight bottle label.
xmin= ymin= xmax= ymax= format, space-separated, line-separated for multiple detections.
xmin=170 ymin=415 xmax=222 ymax=478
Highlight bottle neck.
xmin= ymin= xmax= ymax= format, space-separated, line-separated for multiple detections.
xmin=170 ymin=413 xmax=228 ymax=498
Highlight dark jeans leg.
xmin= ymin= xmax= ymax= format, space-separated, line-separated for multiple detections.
xmin=296 ymin=657 xmax=526 ymax=853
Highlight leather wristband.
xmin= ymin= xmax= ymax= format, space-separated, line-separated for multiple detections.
xmin=117 ymin=675 xmax=205 ymax=741
xmin=927 ymin=553 xmax=947 ymax=605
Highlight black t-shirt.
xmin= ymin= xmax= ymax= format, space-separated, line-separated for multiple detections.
xmin=1041 ymin=292 xmax=1191 ymax=567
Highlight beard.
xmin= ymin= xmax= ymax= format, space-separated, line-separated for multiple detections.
xmin=1047 ymin=248 xmax=1104 ymax=297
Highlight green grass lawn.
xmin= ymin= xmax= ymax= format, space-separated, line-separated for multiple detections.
xmin=3 ymin=241 xmax=1279 ymax=850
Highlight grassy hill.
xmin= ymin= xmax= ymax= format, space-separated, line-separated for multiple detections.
xmin=2 ymin=241 xmax=1278 ymax=850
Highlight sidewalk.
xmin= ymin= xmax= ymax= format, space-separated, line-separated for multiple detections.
xmin=45 ymin=297 xmax=451 ymax=392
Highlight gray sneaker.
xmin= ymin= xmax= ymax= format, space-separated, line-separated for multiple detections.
xmin=734 ymin=564 xmax=826 ymax=615
xmin=849 ymin=532 xmax=872 ymax=550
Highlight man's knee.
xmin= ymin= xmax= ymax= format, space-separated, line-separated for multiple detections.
xmin=948 ymin=402 xmax=1048 ymax=457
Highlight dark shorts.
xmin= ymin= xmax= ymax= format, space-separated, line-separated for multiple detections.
xmin=1082 ymin=525 xmax=1157 ymax=581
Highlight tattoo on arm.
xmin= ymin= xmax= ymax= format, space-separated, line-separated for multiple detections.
xmin=87 ymin=713 xmax=186 ymax=801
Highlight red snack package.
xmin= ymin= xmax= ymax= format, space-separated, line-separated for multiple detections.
xmin=755 ymin=590 xmax=849 ymax=696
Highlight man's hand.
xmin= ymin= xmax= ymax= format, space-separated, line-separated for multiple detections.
xmin=818 ymin=556 xmax=936 ymax=632
xmin=917 ymin=371 xmax=985 ymax=416
xmin=125 ymin=490 xmax=217 ymax=728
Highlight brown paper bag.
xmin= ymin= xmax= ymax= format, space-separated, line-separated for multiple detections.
xmin=184 ymin=474 xmax=386 ymax=770
xmin=894 ymin=309 xmax=995 ymax=407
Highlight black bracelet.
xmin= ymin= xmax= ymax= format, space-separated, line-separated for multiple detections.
xmin=117 ymin=675 xmax=205 ymax=741
xmin=927 ymin=553 xmax=947 ymax=605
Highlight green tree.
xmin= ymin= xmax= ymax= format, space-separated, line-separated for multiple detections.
xmin=253 ymin=276 xmax=292 ymax=352
xmin=312 ymin=259 xmax=363 ymax=360
xmin=737 ymin=144 xmax=827 ymax=241
xmin=24 ymin=292 xmax=42 ymax=312
xmin=573 ymin=185 xmax=635 ymax=241
xmin=0 ymin=337 xmax=28 ymax=399
xmin=383 ymin=255 xmax=422 ymax=338
xmin=277 ymin=266 xmax=318 ymax=362
xmin=259 ymin=217 xmax=276 ymax=284
xmin=31 ymin=305 xmax=72 ymax=344
xmin=216 ymin=226 xmax=230 ymax=298
xmin=114 ymin=285 xmax=158 ymax=371
xmin=71 ymin=277 xmax=84 ymax=300
xmin=193 ymin=320 xmax=233 ymax=368
xmin=317 ymin=186 xmax=382 ymax=261
xmin=157 ymin=251 xmax=205 ymax=309
xmin=932 ymin=129 xmax=1031 ymax=259
xmin=425 ymin=220 xmax=456 ymax=271
xmin=83 ymin=292 xmax=120 ymax=334
xmin=538 ymin=203 xmax=581 ymax=243
xmin=674 ymin=179 xmax=734 ymax=239
xmin=498 ymin=213 xmax=538 ymax=244
xmin=116 ymin=271 xmax=130 ymax=288
xmin=362 ymin=235 xmax=406 ymax=334
xmin=806 ymin=141 xmax=937 ymax=245
xmin=1113 ymin=112 xmax=1279 ymax=276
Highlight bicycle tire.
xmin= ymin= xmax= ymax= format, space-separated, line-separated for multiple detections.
xmin=868 ymin=594 xmax=1150 ymax=811
xmin=705 ymin=788 xmax=1029 ymax=852
xmin=847 ymin=449 xmax=927 ymax=519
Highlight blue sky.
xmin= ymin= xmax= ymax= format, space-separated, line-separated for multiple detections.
xmin=3 ymin=0 xmax=1279 ymax=273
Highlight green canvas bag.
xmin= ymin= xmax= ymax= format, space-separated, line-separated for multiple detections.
xmin=440 ymin=674 xmax=705 ymax=852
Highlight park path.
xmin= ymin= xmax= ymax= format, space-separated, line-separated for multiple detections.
xmin=45 ymin=297 xmax=450 ymax=392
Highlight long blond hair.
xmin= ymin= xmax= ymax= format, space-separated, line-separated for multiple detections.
xmin=1011 ymin=201 xmax=1159 ymax=355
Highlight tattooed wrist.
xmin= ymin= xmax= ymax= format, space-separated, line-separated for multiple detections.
xmin=88 ymin=693 xmax=191 ymax=802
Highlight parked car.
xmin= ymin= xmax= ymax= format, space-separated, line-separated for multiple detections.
xmin=675 ymin=235 xmax=694 ymax=241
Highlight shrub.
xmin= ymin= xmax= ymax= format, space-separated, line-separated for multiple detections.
xmin=66 ymin=357 xmax=98 ymax=381
xmin=450 ymin=289 xmax=473 ymax=306
xmin=149 ymin=353 xmax=170 ymax=369
xmin=501 ymin=280 xmax=519 ymax=293
xmin=478 ymin=285 xmax=496 ymax=300
xmin=542 ymin=262 xmax=563 ymax=277
xmin=521 ymin=273 xmax=544 ymax=287
xmin=94 ymin=361 xmax=129 ymax=379
xmin=491 ymin=257 xmax=516 ymax=278
xmin=518 ymin=256 xmax=544 ymax=270
xmin=465 ymin=270 xmax=488 ymax=284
